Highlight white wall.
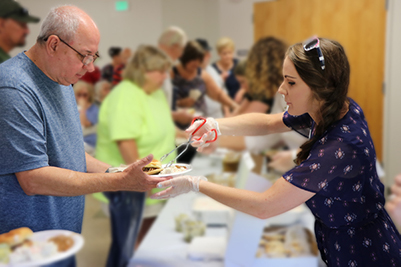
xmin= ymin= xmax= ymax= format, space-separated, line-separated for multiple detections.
xmin=11 ymin=0 xmax=262 ymax=65
xmin=13 ymin=0 xmax=164 ymax=67
xmin=383 ymin=0 xmax=401 ymax=188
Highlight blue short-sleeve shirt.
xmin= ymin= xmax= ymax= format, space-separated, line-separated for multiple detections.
xmin=0 ymin=52 xmax=86 ymax=234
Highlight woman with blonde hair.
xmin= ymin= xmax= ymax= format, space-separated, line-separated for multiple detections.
xmin=95 ymin=45 xmax=177 ymax=267
xmin=212 ymin=37 xmax=240 ymax=99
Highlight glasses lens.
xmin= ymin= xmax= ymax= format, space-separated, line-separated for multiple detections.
xmin=83 ymin=56 xmax=93 ymax=66
xmin=305 ymin=39 xmax=319 ymax=50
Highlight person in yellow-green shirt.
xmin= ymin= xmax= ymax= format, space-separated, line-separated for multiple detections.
xmin=95 ymin=45 xmax=181 ymax=267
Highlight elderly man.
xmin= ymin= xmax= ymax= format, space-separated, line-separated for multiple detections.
xmin=157 ymin=26 xmax=194 ymax=125
xmin=0 ymin=5 xmax=167 ymax=267
xmin=0 ymin=0 xmax=40 ymax=63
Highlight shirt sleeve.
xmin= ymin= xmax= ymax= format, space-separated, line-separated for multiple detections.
xmin=107 ymin=87 xmax=143 ymax=141
xmin=283 ymin=136 xmax=362 ymax=194
xmin=85 ymin=104 xmax=99 ymax=125
xmin=0 ymin=88 xmax=48 ymax=175
xmin=282 ymin=111 xmax=313 ymax=138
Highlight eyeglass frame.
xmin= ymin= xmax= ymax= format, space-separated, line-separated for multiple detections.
xmin=303 ymin=37 xmax=325 ymax=70
xmin=43 ymin=35 xmax=100 ymax=66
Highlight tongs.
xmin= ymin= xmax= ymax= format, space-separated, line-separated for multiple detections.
xmin=160 ymin=116 xmax=218 ymax=167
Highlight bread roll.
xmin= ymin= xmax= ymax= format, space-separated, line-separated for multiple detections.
xmin=143 ymin=159 xmax=163 ymax=175
xmin=0 ymin=227 xmax=33 ymax=247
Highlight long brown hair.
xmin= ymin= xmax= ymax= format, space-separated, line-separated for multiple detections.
xmin=246 ymin=36 xmax=287 ymax=100
xmin=287 ymin=38 xmax=350 ymax=165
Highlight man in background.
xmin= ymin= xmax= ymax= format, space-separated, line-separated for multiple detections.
xmin=0 ymin=0 xmax=40 ymax=63
xmin=158 ymin=26 xmax=193 ymax=125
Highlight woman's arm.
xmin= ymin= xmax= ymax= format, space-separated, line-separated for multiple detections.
xmin=153 ymin=176 xmax=315 ymax=219
xmin=202 ymin=71 xmax=237 ymax=110
xmin=216 ymin=112 xmax=289 ymax=136
xmin=230 ymin=99 xmax=269 ymax=117
xmin=117 ymin=139 xmax=139 ymax=164
xmin=198 ymin=178 xmax=315 ymax=219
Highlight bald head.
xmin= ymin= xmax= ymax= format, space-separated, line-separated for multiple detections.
xmin=158 ymin=26 xmax=187 ymax=61
xmin=26 ymin=5 xmax=100 ymax=86
xmin=37 ymin=5 xmax=99 ymax=44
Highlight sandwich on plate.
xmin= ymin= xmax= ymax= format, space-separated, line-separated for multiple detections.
xmin=142 ymin=159 xmax=163 ymax=175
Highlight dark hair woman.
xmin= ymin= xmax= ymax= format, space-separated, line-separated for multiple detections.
xmin=154 ymin=37 xmax=401 ymax=267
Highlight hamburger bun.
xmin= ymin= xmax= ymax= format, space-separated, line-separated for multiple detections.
xmin=143 ymin=159 xmax=163 ymax=175
xmin=0 ymin=227 xmax=33 ymax=247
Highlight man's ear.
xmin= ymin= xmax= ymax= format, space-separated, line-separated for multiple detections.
xmin=45 ymin=35 xmax=60 ymax=55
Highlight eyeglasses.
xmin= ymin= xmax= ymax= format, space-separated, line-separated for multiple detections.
xmin=303 ymin=37 xmax=325 ymax=70
xmin=2 ymin=8 xmax=29 ymax=18
xmin=76 ymin=93 xmax=88 ymax=98
xmin=44 ymin=35 xmax=100 ymax=66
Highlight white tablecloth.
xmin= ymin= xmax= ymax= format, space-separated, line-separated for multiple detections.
xmin=129 ymin=155 xmax=319 ymax=267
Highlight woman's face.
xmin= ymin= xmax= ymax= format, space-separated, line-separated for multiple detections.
xmin=218 ymin=47 xmax=234 ymax=64
xmin=75 ymin=87 xmax=89 ymax=103
xmin=144 ymin=70 xmax=167 ymax=91
xmin=235 ymin=75 xmax=249 ymax=91
xmin=184 ymin=59 xmax=202 ymax=73
xmin=278 ymin=56 xmax=320 ymax=118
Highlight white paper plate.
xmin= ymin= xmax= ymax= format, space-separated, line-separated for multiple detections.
xmin=1 ymin=230 xmax=84 ymax=267
xmin=150 ymin=163 xmax=192 ymax=177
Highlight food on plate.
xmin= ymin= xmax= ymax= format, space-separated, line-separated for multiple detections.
xmin=0 ymin=227 xmax=33 ymax=247
xmin=48 ymin=235 xmax=74 ymax=252
xmin=159 ymin=165 xmax=187 ymax=174
xmin=0 ymin=227 xmax=58 ymax=264
xmin=142 ymin=159 xmax=163 ymax=175
xmin=0 ymin=227 xmax=77 ymax=264
xmin=256 ymin=226 xmax=318 ymax=258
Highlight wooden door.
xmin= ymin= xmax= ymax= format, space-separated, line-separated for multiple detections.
xmin=254 ymin=0 xmax=386 ymax=160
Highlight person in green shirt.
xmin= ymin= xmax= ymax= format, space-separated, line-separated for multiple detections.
xmin=95 ymin=44 xmax=183 ymax=266
xmin=0 ymin=0 xmax=40 ymax=64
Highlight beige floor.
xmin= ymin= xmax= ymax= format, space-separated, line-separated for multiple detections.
xmin=76 ymin=195 xmax=111 ymax=267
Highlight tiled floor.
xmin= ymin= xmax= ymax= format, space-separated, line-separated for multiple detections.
xmin=76 ymin=195 xmax=111 ymax=267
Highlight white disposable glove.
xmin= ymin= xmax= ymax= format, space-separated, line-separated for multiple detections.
xmin=185 ymin=117 xmax=221 ymax=149
xmin=150 ymin=175 xmax=208 ymax=199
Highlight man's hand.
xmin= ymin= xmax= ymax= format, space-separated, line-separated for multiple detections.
xmin=118 ymin=155 xmax=171 ymax=192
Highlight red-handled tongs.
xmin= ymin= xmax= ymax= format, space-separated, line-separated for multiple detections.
xmin=160 ymin=117 xmax=217 ymax=167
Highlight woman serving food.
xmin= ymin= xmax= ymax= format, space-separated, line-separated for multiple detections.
xmin=152 ymin=37 xmax=401 ymax=266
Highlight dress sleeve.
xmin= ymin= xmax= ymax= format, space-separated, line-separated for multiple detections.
xmin=282 ymin=111 xmax=313 ymax=138
xmin=0 ymin=88 xmax=49 ymax=175
xmin=282 ymin=136 xmax=362 ymax=194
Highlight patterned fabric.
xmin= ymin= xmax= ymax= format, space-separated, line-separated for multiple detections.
xmin=172 ymin=66 xmax=207 ymax=115
xmin=282 ymin=98 xmax=401 ymax=266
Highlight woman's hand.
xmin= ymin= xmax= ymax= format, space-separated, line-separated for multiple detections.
xmin=186 ymin=117 xmax=221 ymax=148
xmin=176 ymin=97 xmax=196 ymax=108
xmin=150 ymin=175 xmax=207 ymax=199
xmin=267 ymin=150 xmax=297 ymax=174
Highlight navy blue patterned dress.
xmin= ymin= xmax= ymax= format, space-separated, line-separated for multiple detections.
xmin=282 ymin=98 xmax=401 ymax=266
